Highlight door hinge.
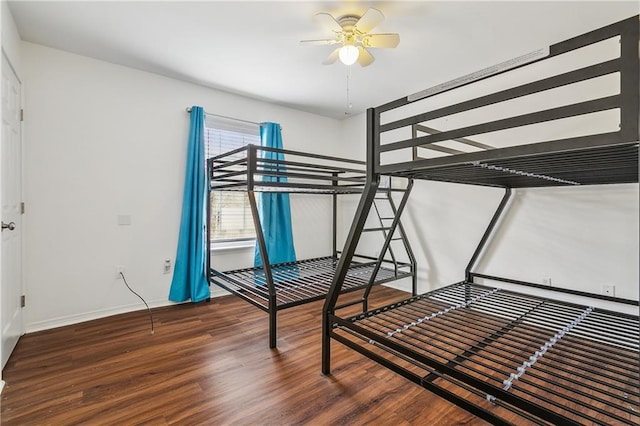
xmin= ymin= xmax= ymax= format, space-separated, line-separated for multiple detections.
xmin=21 ymin=202 xmax=25 ymax=214
xmin=20 ymin=109 xmax=24 ymax=122
xmin=21 ymin=295 xmax=25 ymax=308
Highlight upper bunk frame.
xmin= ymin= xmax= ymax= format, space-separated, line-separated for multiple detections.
xmin=371 ymin=15 xmax=638 ymax=188
xmin=208 ymin=144 xmax=367 ymax=193
xmin=207 ymin=145 xmax=417 ymax=348
xmin=322 ymin=15 xmax=640 ymax=425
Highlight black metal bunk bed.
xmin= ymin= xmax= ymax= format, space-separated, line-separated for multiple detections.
xmin=207 ymin=145 xmax=417 ymax=348
xmin=322 ymin=16 xmax=639 ymax=425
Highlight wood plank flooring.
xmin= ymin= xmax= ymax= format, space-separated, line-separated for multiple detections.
xmin=1 ymin=287 xmax=484 ymax=425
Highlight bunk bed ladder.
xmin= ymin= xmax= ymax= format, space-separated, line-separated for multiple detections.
xmin=372 ymin=188 xmax=400 ymax=276
xmin=374 ymin=184 xmax=417 ymax=292
xmin=361 ymin=179 xmax=415 ymax=311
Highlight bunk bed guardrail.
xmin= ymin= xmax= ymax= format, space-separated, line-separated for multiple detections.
xmin=208 ymin=144 xmax=368 ymax=193
xmin=373 ymin=15 xmax=638 ymax=188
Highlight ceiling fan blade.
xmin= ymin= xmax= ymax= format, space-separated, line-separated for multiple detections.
xmin=323 ymin=47 xmax=341 ymax=65
xmin=300 ymin=38 xmax=340 ymax=46
xmin=354 ymin=8 xmax=384 ymax=34
xmin=362 ymin=33 xmax=400 ymax=48
xmin=314 ymin=12 xmax=343 ymax=33
xmin=357 ymin=46 xmax=375 ymax=67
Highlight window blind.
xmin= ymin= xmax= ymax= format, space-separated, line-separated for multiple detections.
xmin=205 ymin=115 xmax=259 ymax=242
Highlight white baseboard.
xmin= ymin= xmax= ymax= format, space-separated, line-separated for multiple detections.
xmin=25 ymin=287 xmax=233 ymax=334
xmin=25 ymin=299 xmax=177 ymax=333
xmin=0 ymin=380 xmax=5 ymax=394
xmin=210 ymin=287 xmax=231 ymax=298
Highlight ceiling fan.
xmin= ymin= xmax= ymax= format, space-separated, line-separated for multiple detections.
xmin=300 ymin=8 xmax=400 ymax=67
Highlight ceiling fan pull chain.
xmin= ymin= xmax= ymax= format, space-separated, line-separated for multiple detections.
xmin=345 ymin=65 xmax=353 ymax=115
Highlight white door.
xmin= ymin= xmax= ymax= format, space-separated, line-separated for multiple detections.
xmin=1 ymin=53 xmax=23 ymax=370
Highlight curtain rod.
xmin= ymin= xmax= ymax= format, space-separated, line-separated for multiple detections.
xmin=185 ymin=107 xmax=261 ymax=127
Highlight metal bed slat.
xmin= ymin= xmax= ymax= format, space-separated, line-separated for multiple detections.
xmin=332 ymin=312 xmax=582 ymax=425
xmin=331 ymin=328 xmax=522 ymax=425
xmin=266 ymin=259 xmax=326 ymax=305
xmin=208 ymin=276 xmax=270 ymax=311
xmin=364 ymin=315 xmax=520 ymax=378
xmin=423 ymin=289 xmax=640 ymax=377
xmin=273 ymin=262 xmax=337 ymax=305
xmin=576 ymin=310 xmax=639 ymax=334
xmin=339 ymin=283 xmax=640 ymax=424
xmin=386 ymin=144 xmax=639 ymax=188
xmin=532 ymin=305 xmax=639 ymax=347
xmin=400 ymin=323 xmax=636 ymax=412
xmin=509 ymin=303 xmax=639 ymax=349
xmin=378 ymin=132 xmax=628 ymax=176
xmin=357 ymin=314 xmax=511 ymax=381
xmin=212 ymin=256 xmax=412 ymax=309
xmin=352 ymin=283 xmax=640 ymax=385
xmin=413 ymin=152 xmax=638 ymax=181
xmin=211 ymin=269 xmax=269 ymax=299
xmin=450 ymin=334 xmax=633 ymax=420
xmin=385 ymin=301 xmax=640 ymax=399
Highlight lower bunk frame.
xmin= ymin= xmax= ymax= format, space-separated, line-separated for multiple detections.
xmin=321 ymin=182 xmax=638 ymax=423
xmin=328 ymin=281 xmax=640 ymax=425
xmin=210 ymin=255 xmax=415 ymax=348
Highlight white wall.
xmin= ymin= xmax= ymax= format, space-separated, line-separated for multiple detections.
xmin=478 ymin=184 xmax=639 ymax=300
xmin=2 ymin=1 xmax=21 ymax=75
xmin=21 ymin=41 xmax=344 ymax=332
xmin=341 ymin=110 xmax=639 ymax=309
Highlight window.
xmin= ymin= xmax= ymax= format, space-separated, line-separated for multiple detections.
xmin=205 ymin=115 xmax=259 ymax=243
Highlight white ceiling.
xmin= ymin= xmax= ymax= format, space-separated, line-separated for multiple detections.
xmin=8 ymin=1 xmax=639 ymax=119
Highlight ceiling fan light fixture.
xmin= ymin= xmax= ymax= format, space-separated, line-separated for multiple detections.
xmin=301 ymin=8 xmax=398 ymax=67
xmin=338 ymin=45 xmax=359 ymax=65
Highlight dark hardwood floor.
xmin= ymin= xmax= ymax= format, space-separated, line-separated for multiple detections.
xmin=1 ymin=286 xmax=484 ymax=425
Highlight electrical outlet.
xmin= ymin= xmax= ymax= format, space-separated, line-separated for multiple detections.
xmin=115 ymin=265 xmax=125 ymax=279
xmin=602 ymin=284 xmax=615 ymax=297
xmin=542 ymin=277 xmax=552 ymax=286
xmin=163 ymin=259 xmax=171 ymax=274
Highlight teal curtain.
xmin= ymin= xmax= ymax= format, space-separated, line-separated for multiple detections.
xmin=254 ymin=122 xmax=297 ymax=267
xmin=169 ymin=106 xmax=210 ymax=303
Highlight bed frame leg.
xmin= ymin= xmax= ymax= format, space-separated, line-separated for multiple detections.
xmin=322 ymin=311 xmax=331 ymax=374
xmin=412 ymin=269 xmax=417 ymax=297
xmin=269 ymin=303 xmax=277 ymax=349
